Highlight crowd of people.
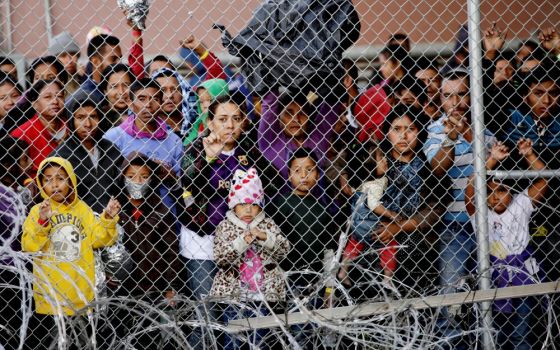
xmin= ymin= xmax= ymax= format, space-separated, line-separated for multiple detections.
xmin=0 ymin=8 xmax=559 ymax=350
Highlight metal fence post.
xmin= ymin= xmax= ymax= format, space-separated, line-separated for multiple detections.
xmin=466 ymin=0 xmax=494 ymax=348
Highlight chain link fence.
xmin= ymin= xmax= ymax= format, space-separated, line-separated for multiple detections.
xmin=0 ymin=0 xmax=559 ymax=349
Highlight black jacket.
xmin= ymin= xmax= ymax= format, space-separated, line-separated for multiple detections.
xmin=51 ymin=136 xmax=124 ymax=213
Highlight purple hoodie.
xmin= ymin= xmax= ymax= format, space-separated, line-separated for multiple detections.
xmin=258 ymin=90 xmax=341 ymax=179
xmin=0 ymin=184 xmax=24 ymax=265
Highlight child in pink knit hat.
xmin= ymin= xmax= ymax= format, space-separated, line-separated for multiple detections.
xmin=211 ymin=168 xmax=289 ymax=349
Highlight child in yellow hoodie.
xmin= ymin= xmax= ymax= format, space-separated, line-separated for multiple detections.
xmin=22 ymin=157 xmax=120 ymax=347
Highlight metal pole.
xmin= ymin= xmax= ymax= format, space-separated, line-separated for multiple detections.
xmin=466 ymin=0 xmax=494 ymax=348
xmin=489 ymin=169 xmax=560 ymax=179
xmin=4 ymin=0 xmax=12 ymax=52
xmin=43 ymin=0 xmax=53 ymax=42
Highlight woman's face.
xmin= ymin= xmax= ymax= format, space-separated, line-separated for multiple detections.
xmin=106 ymin=71 xmax=132 ymax=112
xmin=33 ymin=83 xmax=64 ymax=120
xmin=208 ymin=102 xmax=246 ymax=147
xmin=33 ymin=63 xmax=59 ymax=82
xmin=386 ymin=115 xmax=419 ymax=156
xmin=280 ymin=102 xmax=309 ymax=139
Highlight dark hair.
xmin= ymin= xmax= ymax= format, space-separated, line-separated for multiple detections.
xmin=487 ymin=176 xmax=517 ymax=194
xmin=380 ymin=44 xmax=409 ymax=63
xmin=518 ymin=40 xmax=539 ymax=51
xmin=0 ymin=56 xmax=16 ymax=67
xmin=394 ymin=75 xmax=428 ymax=106
xmin=100 ymin=63 xmax=134 ymax=92
xmin=119 ymin=152 xmax=162 ymax=200
xmin=288 ymin=147 xmax=319 ymax=169
xmin=387 ymin=32 xmax=410 ymax=49
xmin=69 ymin=97 xmax=102 ymax=116
xmin=87 ymin=34 xmax=120 ymax=59
xmin=122 ymin=152 xmax=159 ymax=175
xmin=0 ymin=136 xmax=28 ymax=186
xmin=0 ymin=71 xmax=22 ymax=93
xmin=414 ymin=56 xmax=441 ymax=72
xmin=442 ymin=68 xmax=470 ymax=86
xmin=495 ymin=51 xmax=517 ymax=65
xmin=277 ymin=90 xmax=315 ymax=120
xmin=207 ymin=94 xmax=246 ymax=121
xmin=27 ymin=56 xmax=68 ymax=84
xmin=147 ymin=55 xmax=175 ymax=72
xmin=524 ymin=46 xmax=548 ymax=62
xmin=519 ymin=59 xmax=560 ymax=96
xmin=381 ymin=104 xmax=429 ymax=153
xmin=342 ymin=58 xmax=358 ymax=81
xmin=129 ymin=78 xmax=162 ymax=101
xmin=27 ymin=79 xmax=65 ymax=103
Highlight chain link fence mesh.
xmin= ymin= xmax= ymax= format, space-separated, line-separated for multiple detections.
xmin=0 ymin=0 xmax=559 ymax=349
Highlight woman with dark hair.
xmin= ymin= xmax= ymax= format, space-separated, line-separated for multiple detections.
xmin=10 ymin=79 xmax=67 ymax=177
xmin=27 ymin=55 xmax=68 ymax=85
xmin=181 ymin=94 xmax=279 ymax=347
xmin=50 ymin=97 xmax=123 ymax=213
xmin=100 ymin=63 xmax=135 ymax=127
xmin=339 ymin=105 xmax=449 ymax=292
xmin=9 ymin=57 xmax=68 ymax=128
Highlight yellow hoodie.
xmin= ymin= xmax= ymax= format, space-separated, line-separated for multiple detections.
xmin=22 ymin=157 xmax=118 ymax=316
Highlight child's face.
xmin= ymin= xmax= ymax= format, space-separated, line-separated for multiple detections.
xmin=41 ymin=165 xmax=72 ymax=203
xmin=197 ymin=88 xmax=212 ymax=114
xmin=280 ymin=102 xmax=309 ymax=139
xmin=234 ymin=203 xmax=262 ymax=224
xmin=0 ymin=83 xmax=20 ymax=119
xmin=289 ymin=157 xmax=319 ymax=196
xmin=124 ymin=164 xmax=150 ymax=184
xmin=487 ymin=181 xmax=513 ymax=214
xmin=387 ymin=115 xmax=419 ymax=156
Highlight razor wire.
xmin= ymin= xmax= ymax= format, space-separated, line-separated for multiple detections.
xmin=1 ymin=0 xmax=560 ymax=349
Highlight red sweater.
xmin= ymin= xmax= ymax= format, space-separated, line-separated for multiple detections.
xmin=10 ymin=115 xmax=65 ymax=176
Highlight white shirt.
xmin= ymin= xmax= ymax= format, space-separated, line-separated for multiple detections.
xmin=179 ymin=226 xmax=215 ymax=260
xmin=473 ymin=189 xmax=534 ymax=259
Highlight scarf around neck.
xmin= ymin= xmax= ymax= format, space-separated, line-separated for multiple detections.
xmin=119 ymin=115 xmax=168 ymax=140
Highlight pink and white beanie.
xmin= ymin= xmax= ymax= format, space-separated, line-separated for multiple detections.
xmin=228 ymin=168 xmax=265 ymax=209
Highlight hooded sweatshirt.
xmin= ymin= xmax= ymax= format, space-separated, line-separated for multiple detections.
xmin=184 ymin=78 xmax=229 ymax=146
xmin=21 ymin=157 xmax=118 ymax=315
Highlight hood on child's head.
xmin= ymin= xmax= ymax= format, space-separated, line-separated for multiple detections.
xmin=228 ymin=168 xmax=265 ymax=209
xmin=36 ymin=157 xmax=78 ymax=204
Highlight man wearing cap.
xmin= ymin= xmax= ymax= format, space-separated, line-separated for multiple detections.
xmin=48 ymin=31 xmax=81 ymax=94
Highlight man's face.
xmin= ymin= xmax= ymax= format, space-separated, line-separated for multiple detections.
xmin=148 ymin=60 xmax=173 ymax=76
xmin=0 ymin=83 xmax=20 ymax=119
xmin=525 ymin=81 xmax=560 ymax=120
xmin=73 ymin=106 xmax=100 ymax=141
xmin=415 ymin=68 xmax=441 ymax=100
xmin=97 ymin=44 xmax=122 ymax=72
xmin=441 ymin=77 xmax=470 ymax=120
xmin=131 ymin=87 xmax=161 ymax=124
xmin=156 ymin=76 xmax=182 ymax=115
xmin=58 ymin=52 xmax=80 ymax=75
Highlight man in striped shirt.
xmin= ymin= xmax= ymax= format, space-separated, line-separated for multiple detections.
xmin=424 ymin=70 xmax=496 ymax=291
